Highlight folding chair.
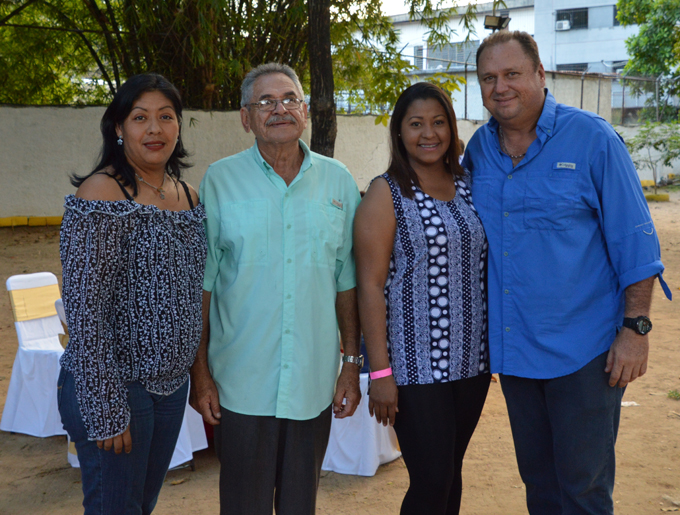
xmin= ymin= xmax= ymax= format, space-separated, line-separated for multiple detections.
xmin=1 ymin=272 xmax=66 ymax=437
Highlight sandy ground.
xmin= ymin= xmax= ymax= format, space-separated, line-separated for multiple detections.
xmin=0 ymin=190 xmax=678 ymax=515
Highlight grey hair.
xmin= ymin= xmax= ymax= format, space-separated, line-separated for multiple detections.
xmin=240 ymin=63 xmax=305 ymax=107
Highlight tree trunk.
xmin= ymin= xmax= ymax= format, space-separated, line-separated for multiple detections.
xmin=307 ymin=0 xmax=337 ymax=157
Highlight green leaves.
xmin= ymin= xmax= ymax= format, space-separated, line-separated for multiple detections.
xmin=0 ymin=0 xmax=499 ymax=114
xmin=618 ymin=0 xmax=680 ymax=120
xmin=626 ymin=122 xmax=680 ymax=191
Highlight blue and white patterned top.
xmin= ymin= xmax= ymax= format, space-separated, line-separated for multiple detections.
xmin=381 ymin=173 xmax=489 ymax=385
xmin=60 ymin=196 xmax=207 ymax=440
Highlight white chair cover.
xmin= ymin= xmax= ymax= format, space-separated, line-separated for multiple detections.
xmin=1 ymin=273 xmax=66 ymax=437
xmin=169 ymin=403 xmax=209 ymax=469
xmin=322 ymin=373 xmax=401 ymax=476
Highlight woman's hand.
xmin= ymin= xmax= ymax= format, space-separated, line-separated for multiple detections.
xmin=368 ymin=375 xmax=399 ymax=427
xmin=97 ymin=425 xmax=132 ymax=454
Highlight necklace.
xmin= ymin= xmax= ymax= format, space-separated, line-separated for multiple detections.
xmin=499 ymin=127 xmax=526 ymax=160
xmin=135 ymin=173 xmax=167 ymax=199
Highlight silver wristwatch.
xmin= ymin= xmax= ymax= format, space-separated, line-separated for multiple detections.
xmin=342 ymin=354 xmax=364 ymax=368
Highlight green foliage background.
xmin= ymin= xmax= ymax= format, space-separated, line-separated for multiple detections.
xmin=617 ymin=0 xmax=680 ymax=121
xmin=0 ymin=0 xmax=494 ymax=111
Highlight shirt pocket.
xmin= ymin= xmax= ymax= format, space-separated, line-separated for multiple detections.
xmin=523 ymin=167 xmax=581 ymax=231
xmin=306 ymin=201 xmax=346 ymax=267
xmin=222 ymin=200 xmax=269 ymax=265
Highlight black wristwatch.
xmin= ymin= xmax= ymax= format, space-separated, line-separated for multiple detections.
xmin=622 ymin=316 xmax=652 ymax=335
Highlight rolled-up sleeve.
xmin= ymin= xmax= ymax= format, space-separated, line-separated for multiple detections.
xmin=595 ymin=132 xmax=670 ymax=296
xmin=60 ymin=207 xmax=130 ymax=440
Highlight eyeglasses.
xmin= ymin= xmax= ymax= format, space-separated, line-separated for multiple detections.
xmin=247 ymin=98 xmax=304 ymax=112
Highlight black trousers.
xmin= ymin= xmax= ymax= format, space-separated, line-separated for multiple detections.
xmin=214 ymin=404 xmax=332 ymax=515
xmin=393 ymin=374 xmax=491 ymax=515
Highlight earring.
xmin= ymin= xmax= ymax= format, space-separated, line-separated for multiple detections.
xmin=117 ymin=136 xmax=123 ymax=146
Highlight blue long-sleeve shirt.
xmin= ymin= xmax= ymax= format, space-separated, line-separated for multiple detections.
xmin=463 ymin=90 xmax=671 ymax=379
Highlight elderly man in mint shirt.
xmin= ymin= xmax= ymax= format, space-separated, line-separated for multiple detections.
xmin=463 ymin=31 xmax=672 ymax=515
xmin=191 ymin=63 xmax=363 ymax=515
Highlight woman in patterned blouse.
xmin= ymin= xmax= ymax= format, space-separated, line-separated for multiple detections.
xmin=355 ymin=82 xmax=490 ymax=515
xmin=58 ymin=74 xmax=206 ymax=514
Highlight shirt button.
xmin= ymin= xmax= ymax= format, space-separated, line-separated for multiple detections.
xmin=283 ymin=364 xmax=289 ymax=369
xmin=285 ymin=329 xmax=290 ymax=334
xmin=287 ymin=258 xmax=292 ymax=263
xmin=504 ymin=251 xmax=509 ymax=257
xmin=287 ymin=224 xmax=292 ymax=229
xmin=286 ymin=294 xmax=292 ymax=299
xmin=504 ymin=289 xmax=510 ymax=294
xmin=507 ymin=174 xmax=513 ymax=179
xmin=505 ymin=327 xmax=511 ymax=332
xmin=504 ymin=212 xmax=509 ymax=217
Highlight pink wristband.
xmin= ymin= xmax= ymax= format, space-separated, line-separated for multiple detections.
xmin=370 ymin=367 xmax=393 ymax=380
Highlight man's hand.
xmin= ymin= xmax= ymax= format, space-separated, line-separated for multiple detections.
xmin=605 ymin=329 xmax=649 ymax=388
xmin=97 ymin=425 xmax=132 ymax=454
xmin=606 ymin=277 xmax=655 ymax=388
xmin=332 ymin=364 xmax=361 ymax=419
xmin=190 ymin=363 xmax=222 ymax=425
xmin=368 ymin=375 xmax=398 ymax=426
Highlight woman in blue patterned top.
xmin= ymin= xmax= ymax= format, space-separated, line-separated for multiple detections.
xmin=58 ymin=74 xmax=206 ymax=514
xmin=355 ymin=82 xmax=490 ymax=515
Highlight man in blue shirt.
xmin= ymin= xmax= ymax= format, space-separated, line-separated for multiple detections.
xmin=464 ymin=31 xmax=671 ymax=514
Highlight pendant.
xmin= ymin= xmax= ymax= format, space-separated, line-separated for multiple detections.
xmin=159 ymin=189 xmax=165 ymax=200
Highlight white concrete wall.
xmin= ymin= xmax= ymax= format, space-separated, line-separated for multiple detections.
xmin=534 ymin=0 xmax=637 ymax=72
xmin=0 ymin=106 xmax=668 ymax=217
xmin=394 ymin=3 xmax=535 ymax=70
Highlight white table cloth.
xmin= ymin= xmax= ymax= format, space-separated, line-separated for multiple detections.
xmin=322 ymin=373 xmax=401 ymax=476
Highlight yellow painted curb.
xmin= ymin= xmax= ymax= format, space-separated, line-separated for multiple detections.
xmin=645 ymin=193 xmax=670 ymax=202
xmin=640 ymin=180 xmax=655 ymax=187
xmin=0 ymin=216 xmax=62 ymax=227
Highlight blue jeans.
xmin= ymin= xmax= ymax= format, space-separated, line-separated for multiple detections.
xmin=500 ymin=351 xmax=624 ymax=515
xmin=58 ymin=369 xmax=188 ymax=515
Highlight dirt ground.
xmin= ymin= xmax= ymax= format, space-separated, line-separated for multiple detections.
xmin=0 ymin=190 xmax=678 ymax=515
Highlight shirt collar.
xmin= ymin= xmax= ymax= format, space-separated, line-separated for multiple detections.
xmin=249 ymin=139 xmax=313 ymax=177
xmin=536 ymin=89 xmax=557 ymax=140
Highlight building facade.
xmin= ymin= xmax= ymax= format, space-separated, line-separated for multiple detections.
xmin=385 ymin=0 xmax=638 ymax=121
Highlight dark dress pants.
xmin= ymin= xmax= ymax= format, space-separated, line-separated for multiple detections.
xmin=214 ymin=404 xmax=332 ymax=515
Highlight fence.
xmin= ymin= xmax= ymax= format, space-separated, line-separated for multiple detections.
xmin=337 ymin=64 xmax=680 ymax=126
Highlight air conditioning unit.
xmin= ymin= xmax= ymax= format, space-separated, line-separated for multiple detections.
xmin=555 ymin=20 xmax=571 ymax=31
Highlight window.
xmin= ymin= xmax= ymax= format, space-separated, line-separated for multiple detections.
xmin=557 ymin=63 xmax=588 ymax=72
xmin=427 ymin=40 xmax=480 ymax=70
xmin=414 ymin=46 xmax=424 ymax=70
xmin=613 ymin=5 xmax=621 ymax=26
xmin=556 ymin=8 xmax=588 ymax=30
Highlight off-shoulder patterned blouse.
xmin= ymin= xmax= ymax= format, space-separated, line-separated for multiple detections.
xmin=59 ymin=195 xmax=207 ymax=440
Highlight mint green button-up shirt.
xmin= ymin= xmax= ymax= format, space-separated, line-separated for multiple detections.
xmin=200 ymin=141 xmax=360 ymax=420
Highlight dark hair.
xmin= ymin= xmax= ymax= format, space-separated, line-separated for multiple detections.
xmin=71 ymin=73 xmax=190 ymax=196
xmin=476 ymin=30 xmax=541 ymax=71
xmin=386 ymin=82 xmax=464 ymax=199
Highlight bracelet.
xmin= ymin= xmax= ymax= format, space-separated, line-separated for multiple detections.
xmin=370 ymin=367 xmax=393 ymax=380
